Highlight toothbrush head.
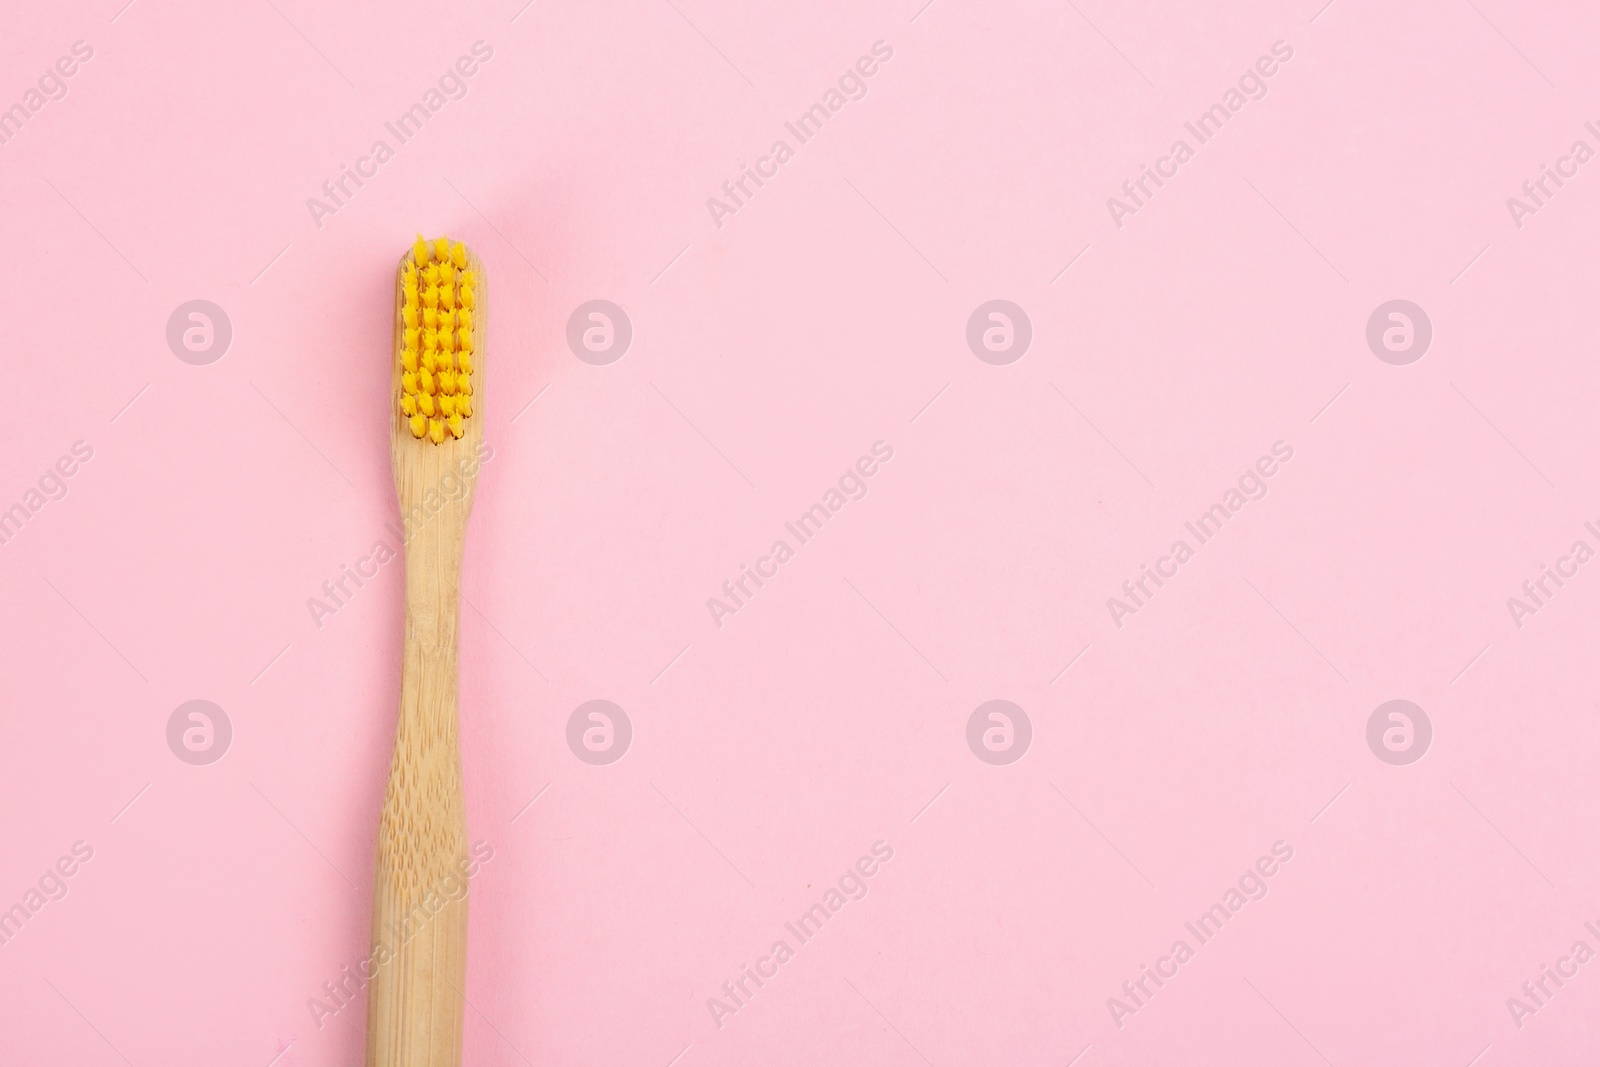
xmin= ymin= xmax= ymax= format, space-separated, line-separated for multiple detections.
xmin=397 ymin=234 xmax=479 ymax=445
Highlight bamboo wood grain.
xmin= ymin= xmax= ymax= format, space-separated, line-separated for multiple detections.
xmin=365 ymin=248 xmax=487 ymax=1067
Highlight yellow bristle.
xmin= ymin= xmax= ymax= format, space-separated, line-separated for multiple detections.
xmin=401 ymin=238 xmax=476 ymax=442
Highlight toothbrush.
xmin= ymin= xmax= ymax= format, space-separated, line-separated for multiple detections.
xmin=366 ymin=235 xmax=484 ymax=1067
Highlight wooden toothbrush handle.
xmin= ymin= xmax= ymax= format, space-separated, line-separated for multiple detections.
xmin=365 ymin=868 xmax=468 ymax=1067
xmin=366 ymin=521 xmax=470 ymax=1067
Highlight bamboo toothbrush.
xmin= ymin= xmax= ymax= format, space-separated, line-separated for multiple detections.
xmin=366 ymin=235 xmax=485 ymax=1067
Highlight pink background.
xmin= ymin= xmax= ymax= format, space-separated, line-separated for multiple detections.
xmin=3 ymin=0 xmax=1600 ymax=1063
